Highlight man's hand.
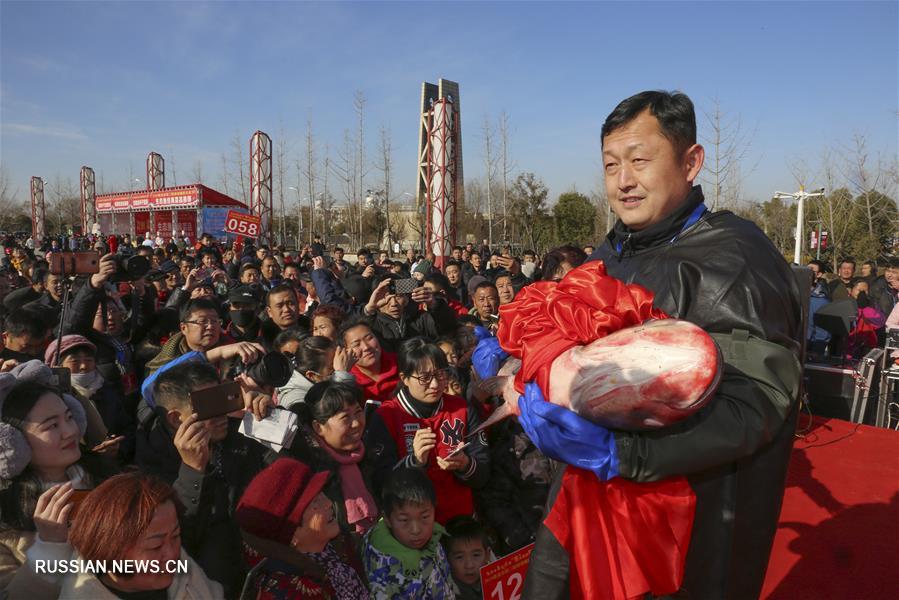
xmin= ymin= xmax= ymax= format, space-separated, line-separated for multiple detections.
xmin=410 ymin=286 xmax=435 ymax=308
xmin=33 ymin=483 xmax=75 ymax=543
xmin=0 ymin=359 xmax=19 ymax=373
xmin=361 ymin=265 xmax=375 ymax=278
xmin=312 ymin=256 xmax=326 ymax=271
xmin=235 ymin=372 xmax=274 ymax=421
xmin=206 ymin=342 xmax=265 ymax=365
xmin=437 ymin=449 xmax=471 ymax=472
xmin=174 ymin=413 xmax=211 ymax=472
xmin=333 ymin=345 xmax=357 ymax=372
xmin=412 ymin=427 xmax=437 ymax=465
xmin=91 ymin=435 xmax=126 ymax=456
xmin=90 ymin=254 xmax=117 ymax=289
xmin=365 ymin=278 xmax=393 ymax=314
xmin=129 ymin=277 xmax=146 ymax=296
xmin=183 ymin=268 xmax=201 ymax=291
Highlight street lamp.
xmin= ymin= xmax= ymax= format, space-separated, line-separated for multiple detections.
xmin=288 ymin=186 xmax=303 ymax=249
xmin=772 ymin=186 xmax=825 ymax=264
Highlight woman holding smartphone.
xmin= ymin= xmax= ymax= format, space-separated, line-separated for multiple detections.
xmin=0 ymin=361 xmax=115 ymax=597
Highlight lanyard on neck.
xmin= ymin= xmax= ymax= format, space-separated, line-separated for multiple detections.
xmin=615 ymin=202 xmax=708 ymax=254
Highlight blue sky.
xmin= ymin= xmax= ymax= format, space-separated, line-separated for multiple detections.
xmin=1 ymin=1 xmax=896 ymax=206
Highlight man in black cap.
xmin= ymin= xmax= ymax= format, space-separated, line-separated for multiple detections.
xmin=225 ymin=285 xmax=263 ymax=342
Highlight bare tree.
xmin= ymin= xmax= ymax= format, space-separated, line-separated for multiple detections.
xmin=0 ymin=164 xmax=26 ymax=231
xmin=219 ymin=154 xmax=230 ymax=195
xmin=699 ymin=98 xmax=757 ymax=210
xmin=47 ymin=175 xmax=80 ymax=234
xmin=232 ymin=134 xmax=249 ymax=204
xmin=321 ymin=144 xmax=336 ymax=242
xmin=168 ymin=148 xmax=177 ymax=186
xmin=354 ymin=91 xmax=368 ymax=246
xmin=191 ymin=160 xmax=204 ymax=185
xmin=374 ymin=127 xmax=393 ymax=252
xmin=302 ymin=120 xmax=317 ymax=244
xmin=275 ymin=120 xmax=291 ymax=245
xmin=806 ymin=149 xmax=853 ymax=270
xmin=499 ymin=111 xmax=513 ymax=243
xmin=481 ymin=116 xmax=498 ymax=246
xmin=333 ymin=129 xmax=360 ymax=248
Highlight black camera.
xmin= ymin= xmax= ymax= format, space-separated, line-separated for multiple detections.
xmin=231 ymin=351 xmax=293 ymax=388
xmin=111 ymin=255 xmax=151 ymax=283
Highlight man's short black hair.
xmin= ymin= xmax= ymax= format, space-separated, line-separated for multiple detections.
xmin=179 ymin=298 xmax=220 ymax=322
xmin=442 ymin=515 xmax=490 ymax=553
xmin=153 ymin=361 xmax=220 ymax=412
xmin=32 ymin=266 xmax=50 ymax=285
xmin=839 ymin=257 xmax=856 ymax=268
xmin=381 ymin=468 xmax=436 ymax=516
xmin=356 ymin=248 xmax=370 ymax=257
xmin=337 ymin=315 xmax=373 ymax=346
xmin=3 ymin=307 xmax=50 ymax=338
xmin=473 ymin=280 xmax=498 ymax=294
xmin=601 ymin=90 xmax=697 ymax=156
xmin=266 ymin=284 xmax=297 ymax=306
xmin=424 ymin=273 xmax=450 ymax=292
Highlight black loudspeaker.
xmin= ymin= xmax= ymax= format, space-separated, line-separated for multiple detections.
xmin=804 ymin=349 xmax=882 ymax=423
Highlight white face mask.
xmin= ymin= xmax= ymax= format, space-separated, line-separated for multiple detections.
xmin=71 ymin=370 xmax=103 ymax=392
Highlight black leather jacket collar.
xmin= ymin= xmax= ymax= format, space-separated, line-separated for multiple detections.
xmin=607 ymin=185 xmax=706 ymax=256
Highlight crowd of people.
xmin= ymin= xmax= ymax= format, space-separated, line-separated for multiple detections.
xmin=0 ymin=222 xmax=594 ymax=599
xmin=806 ymin=257 xmax=899 ymax=360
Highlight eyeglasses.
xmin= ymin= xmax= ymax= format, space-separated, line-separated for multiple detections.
xmin=408 ymin=369 xmax=451 ymax=387
xmin=183 ymin=319 xmax=222 ymax=329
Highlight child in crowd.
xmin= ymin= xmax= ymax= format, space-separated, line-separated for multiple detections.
xmin=442 ymin=516 xmax=493 ymax=600
xmin=362 ymin=468 xmax=455 ymax=599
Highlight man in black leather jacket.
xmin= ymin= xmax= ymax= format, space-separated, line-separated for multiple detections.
xmin=522 ymin=91 xmax=803 ymax=600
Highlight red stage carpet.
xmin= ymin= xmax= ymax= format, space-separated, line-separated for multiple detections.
xmin=762 ymin=416 xmax=899 ymax=598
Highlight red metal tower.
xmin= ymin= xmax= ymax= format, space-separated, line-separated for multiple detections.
xmin=80 ymin=166 xmax=96 ymax=235
xmin=423 ymin=98 xmax=458 ymax=268
xmin=30 ymin=176 xmax=46 ymax=242
xmin=250 ymin=131 xmax=273 ymax=246
xmin=147 ymin=152 xmax=165 ymax=190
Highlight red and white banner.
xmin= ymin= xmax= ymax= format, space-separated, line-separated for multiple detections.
xmin=224 ymin=210 xmax=261 ymax=238
xmin=96 ymin=187 xmax=199 ymax=212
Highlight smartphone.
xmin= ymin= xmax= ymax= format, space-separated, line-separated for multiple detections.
xmin=189 ymin=381 xmax=243 ymax=420
xmin=363 ymin=399 xmax=381 ymax=426
xmin=392 ymin=278 xmax=418 ymax=295
xmin=49 ymin=251 xmax=100 ymax=276
xmin=50 ymin=366 xmax=71 ymax=393
xmin=446 ymin=442 xmax=470 ymax=459
xmin=68 ymin=489 xmax=92 ymax=520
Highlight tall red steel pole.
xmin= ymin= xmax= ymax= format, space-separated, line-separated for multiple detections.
xmin=250 ymin=131 xmax=273 ymax=246
xmin=424 ymin=98 xmax=458 ymax=269
xmin=30 ymin=177 xmax=46 ymax=244
xmin=80 ymin=166 xmax=96 ymax=236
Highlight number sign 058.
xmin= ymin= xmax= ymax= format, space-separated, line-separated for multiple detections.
xmin=224 ymin=211 xmax=261 ymax=238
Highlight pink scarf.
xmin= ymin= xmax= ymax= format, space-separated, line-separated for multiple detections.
xmin=315 ymin=434 xmax=379 ymax=534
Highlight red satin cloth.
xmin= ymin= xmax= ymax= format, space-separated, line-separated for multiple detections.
xmin=497 ymin=261 xmax=695 ymax=599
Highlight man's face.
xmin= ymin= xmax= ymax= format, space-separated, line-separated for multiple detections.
xmin=860 ymin=264 xmax=873 ymax=278
xmin=92 ymin=302 xmax=124 ymax=337
xmin=523 ymin=253 xmax=536 ymax=264
xmin=406 ymin=249 xmax=414 ymax=261
xmin=343 ymin=325 xmax=381 ymax=370
xmin=851 ymin=281 xmax=869 ymax=299
xmin=381 ymin=293 xmax=409 ymax=320
xmin=496 ymin=276 xmax=515 ymax=305
xmin=452 ymin=248 xmax=462 ymax=261
xmin=256 ymin=248 xmax=269 ymax=261
xmin=2 ymin=331 xmax=49 ymax=357
xmin=445 ymin=264 xmax=461 ymax=286
xmin=201 ymin=254 xmax=215 ymax=268
xmin=334 ymin=249 xmax=344 ymax=261
xmin=261 ymin=258 xmax=280 ymax=280
xmin=474 ymin=287 xmax=499 ymax=320
xmin=490 ymin=255 xmax=500 ymax=268
xmin=46 ymin=273 xmax=64 ymax=301
xmin=357 ymin=253 xmax=371 ymax=266
xmin=241 ymin=268 xmax=260 ymax=284
xmin=838 ymin=262 xmax=855 ymax=281
xmin=179 ymin=308 xmax=221 ymax=351
xmin=602 ymin=110 xmax=703 ymax=231
xmin=165 ymin=272 xmax=180 ymax=290
xmin=379 ymin=252 xmax=388 ymax=264
xmin=283 ymin=266 xmax=299 ymax=282
xmin=266 ymin=290 xmax=299 ymax=328
xmin=470 ymin=254 xmax=481 ymax=269
xmin=808 ymin=263 xmax=823 ymax=280
xmin=180 ymin=261 xmax=192 ymax=279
